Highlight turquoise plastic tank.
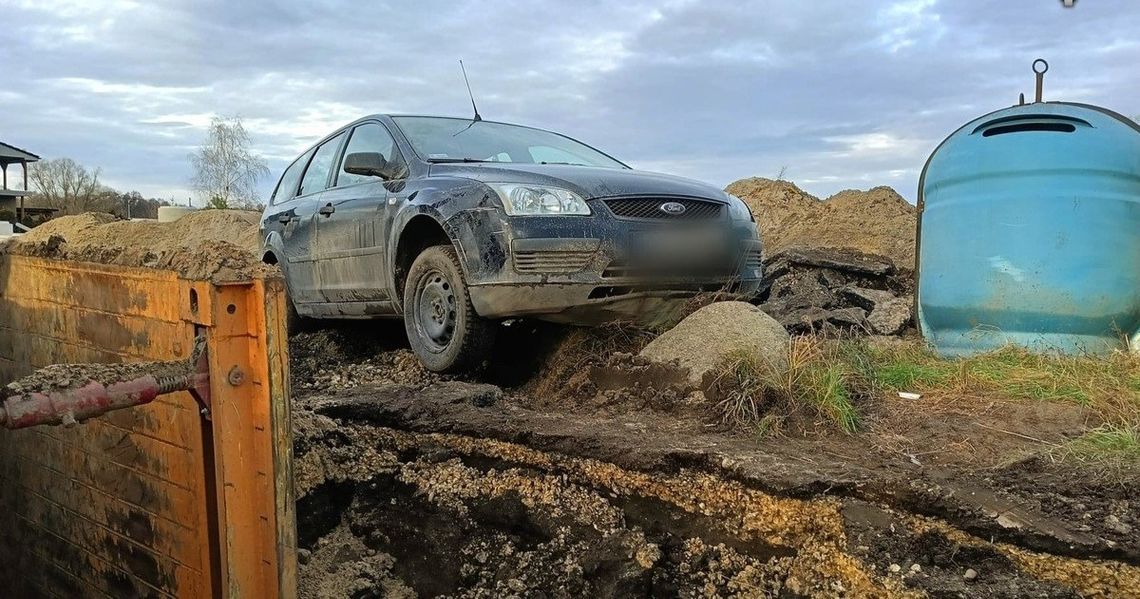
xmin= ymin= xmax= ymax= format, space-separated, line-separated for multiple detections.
xmin=917 ymin=101 xmax=1140 ymax=356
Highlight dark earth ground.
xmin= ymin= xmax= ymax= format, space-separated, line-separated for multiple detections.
xmin=289 ymin=322 xmax=1139 ymax=598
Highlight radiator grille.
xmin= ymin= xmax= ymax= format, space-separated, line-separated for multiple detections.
xmin=513 ymin=250 xmax=594 ymax=273
xmin=604 ymin=197 xmax=723 ymax=220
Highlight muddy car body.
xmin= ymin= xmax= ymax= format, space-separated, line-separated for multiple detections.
xmin=261 ymin=115 xmax=762 ymax=371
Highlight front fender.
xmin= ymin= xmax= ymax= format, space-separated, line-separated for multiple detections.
xmin=386 ymin=180 xmax=507 ymax=298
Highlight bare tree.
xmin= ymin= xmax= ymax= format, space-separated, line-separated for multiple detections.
xmin=190 ymin=115 xmax=270 ymax=209
xmin=28 ymin=158 xmax=119 ymax=214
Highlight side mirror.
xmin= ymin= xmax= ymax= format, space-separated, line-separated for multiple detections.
xmin=343 ymin=152 xmax=391 ymax=179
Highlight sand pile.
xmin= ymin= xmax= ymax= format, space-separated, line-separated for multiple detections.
xmin=1 ymin=210 xmax=270 ymax=281
xmin=726 ymin=178 xmax=917 ymax=268
xmin=15 ymin=210 xmax=261 ymax=253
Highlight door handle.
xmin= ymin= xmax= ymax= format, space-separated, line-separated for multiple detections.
xmin=319 ymin=204 xmax=335 ymax=216
xmin=277 ymin=213 xmax=293 ymax=224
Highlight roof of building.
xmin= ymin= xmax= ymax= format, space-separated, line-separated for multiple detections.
xmin=0 ymin=141 xmax=41 ymax=164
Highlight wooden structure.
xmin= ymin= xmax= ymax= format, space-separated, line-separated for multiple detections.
xmin=0 ymin=255 xmax=297 ymax=598
xmin=0 ymin=141 xmax=39 ymax=222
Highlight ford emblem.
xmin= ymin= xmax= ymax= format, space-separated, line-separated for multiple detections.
xmin=659 ymin=201 xmax=687 ymax=215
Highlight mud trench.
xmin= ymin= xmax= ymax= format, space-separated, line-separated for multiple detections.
xmin=286 ymin=321 xmax=1140 ymax=598
xmin=292 ymin=401 xmax=1138 ymax=599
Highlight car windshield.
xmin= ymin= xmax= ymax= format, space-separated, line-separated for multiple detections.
xmin=392 ymin=116 xmax=627 ymax=168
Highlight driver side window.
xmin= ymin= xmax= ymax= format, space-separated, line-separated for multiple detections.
xmin=336 ymin=123 xmax=404 ymax=187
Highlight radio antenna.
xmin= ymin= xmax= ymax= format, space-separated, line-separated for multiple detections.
xmin=460 ymin=60 xmax=482 ymax=122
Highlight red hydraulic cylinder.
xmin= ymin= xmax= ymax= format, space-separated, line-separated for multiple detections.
xmin=0 ymin=376 xmax=161 ymax=429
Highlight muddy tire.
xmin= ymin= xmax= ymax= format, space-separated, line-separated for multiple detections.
xmin=403 ymin=245 xmax=495 ymax=372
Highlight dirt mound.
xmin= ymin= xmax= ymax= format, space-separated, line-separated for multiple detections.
xmin=727 ymin=178 xmax=917 ymax=268
xmin=726 ymin=177 xmax=820 ymax=242
xmin=16 ymin=209 xmax=261 ymax=253
xmin=2 ymin=210 xmax=270 ymax=281
xmin=518 ymin=324 xmax=655 ymax=403
xmin=4 ymin=359 xmax=191 ymax=397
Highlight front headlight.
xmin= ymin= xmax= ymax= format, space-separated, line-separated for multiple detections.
xmin=725 ymin=193 xmax=754 ymax=222
xmin=489 ymin=184 xmax=591 ymax=216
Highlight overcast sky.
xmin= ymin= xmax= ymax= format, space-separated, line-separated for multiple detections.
xmin=2 ymin=0 xmax=1137 ymax=204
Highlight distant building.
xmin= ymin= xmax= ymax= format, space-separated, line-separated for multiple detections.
xmin=0 ymin=141 xmax=53 ymax=222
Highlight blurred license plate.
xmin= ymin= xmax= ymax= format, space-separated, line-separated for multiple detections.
xmin=634 ymin=229 xmax=727 ymax=261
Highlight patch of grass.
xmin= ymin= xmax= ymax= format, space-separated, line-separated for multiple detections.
xmin=1057 ymin=425 xmax=1140 ymax=468
xmin=872 ymin=362 xmax=953 ymax=390
xmin=848 ymin=340 xmax=1139 ymax=424
xmin=711 ymin=336 xmax=866 ymax=435
xmin=799 ymin=363 xmax=860 ymax=434
xmin=711 ymin=335 xmax=1139 ymax=440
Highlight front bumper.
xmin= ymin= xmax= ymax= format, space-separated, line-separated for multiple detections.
xmin=450 ymin=201 xmax=763 ymax=323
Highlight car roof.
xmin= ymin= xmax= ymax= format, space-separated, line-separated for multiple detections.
xmin=364 ymin=114 xmax=563 ymax=132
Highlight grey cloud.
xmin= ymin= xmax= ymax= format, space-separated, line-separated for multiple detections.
xmin=2 ymin=0 xmax=1137 ymax=203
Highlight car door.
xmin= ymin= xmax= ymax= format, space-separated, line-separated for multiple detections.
xmin=289 ymin=132 xmax=345 ymax=304
xmin=262 ymin=147 xmax=324 ymax=303
xmin=311 ymin=122 xmax=408 ymax=305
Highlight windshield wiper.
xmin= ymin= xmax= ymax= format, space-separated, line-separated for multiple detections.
xmin=426 ymin=157 xmax=493 ymax=163
xmin=540 ymin=161 xmax=588 ymax=166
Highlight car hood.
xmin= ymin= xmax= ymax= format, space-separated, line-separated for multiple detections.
xmin=428 ymin=163 xmax=727 ymax=201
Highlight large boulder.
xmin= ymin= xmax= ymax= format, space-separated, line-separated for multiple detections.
xmin=640 ymin=301 xmax=789 ymax=388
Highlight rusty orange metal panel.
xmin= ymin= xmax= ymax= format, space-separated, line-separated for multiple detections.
xmin=0 ymin=255 xmax=294 ymax=598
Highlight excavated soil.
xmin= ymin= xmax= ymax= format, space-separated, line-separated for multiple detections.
xmin=293 ymin=385 xmax=1139 ymax=598
xmin=3 ymin=359 xmax=192 ymax=396
xmin=726 ymin=178 xmax=917 ymax=269
xmin=289 ymin=323 xmax=1140 ymax=598
xmin=0 ymin=210 xmax=272 ymax=281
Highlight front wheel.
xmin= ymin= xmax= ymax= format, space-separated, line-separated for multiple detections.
xmin=403 ymin=245 xmax=495 ymax=372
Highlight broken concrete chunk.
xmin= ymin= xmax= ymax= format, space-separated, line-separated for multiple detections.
xmin=867 ymin=296 xmax=913 ymax=336
xmin=640 ymin=301 xmax=789 ymax=389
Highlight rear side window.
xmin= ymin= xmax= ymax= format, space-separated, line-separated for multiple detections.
xmin=298 ymin=132 xmax=346 ymax=197
xmin=336 ymin=123 xmax=404 ymax=187
xmin=271 ymin=148 xmax=313 ymax=205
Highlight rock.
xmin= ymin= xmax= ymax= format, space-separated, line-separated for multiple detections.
xmin=431 ymin=381 xmax=502 ymax=407
xmin=964 ymin=568 xmax=978 ymax=581
xmin=909 ymin=563 xmax=922 ymax=573
xmin=867 ymin=296 xmax=913 ymax=335
xmin=640 ymin=301 xmax=789 ymax=388
xmin=297 ymin=548 xmax=312 ymax=565
xmin=1105 ymin=515 xmax=1134 ymax=535
xmin=839 ymin=286 xmax=896 ymax=312
xmin=888 ymin=563 xmax=902 ymax=573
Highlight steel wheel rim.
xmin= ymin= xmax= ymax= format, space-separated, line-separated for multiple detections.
xmin=414 ymin=269 xmax=457 ymax=353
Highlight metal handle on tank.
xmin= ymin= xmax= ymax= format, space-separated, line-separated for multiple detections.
xmin=1033 ymin=59 xmax=1048 ymax=103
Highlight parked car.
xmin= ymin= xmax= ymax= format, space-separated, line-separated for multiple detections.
xmin=260 ymin=115 xmax=763 ymax=372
